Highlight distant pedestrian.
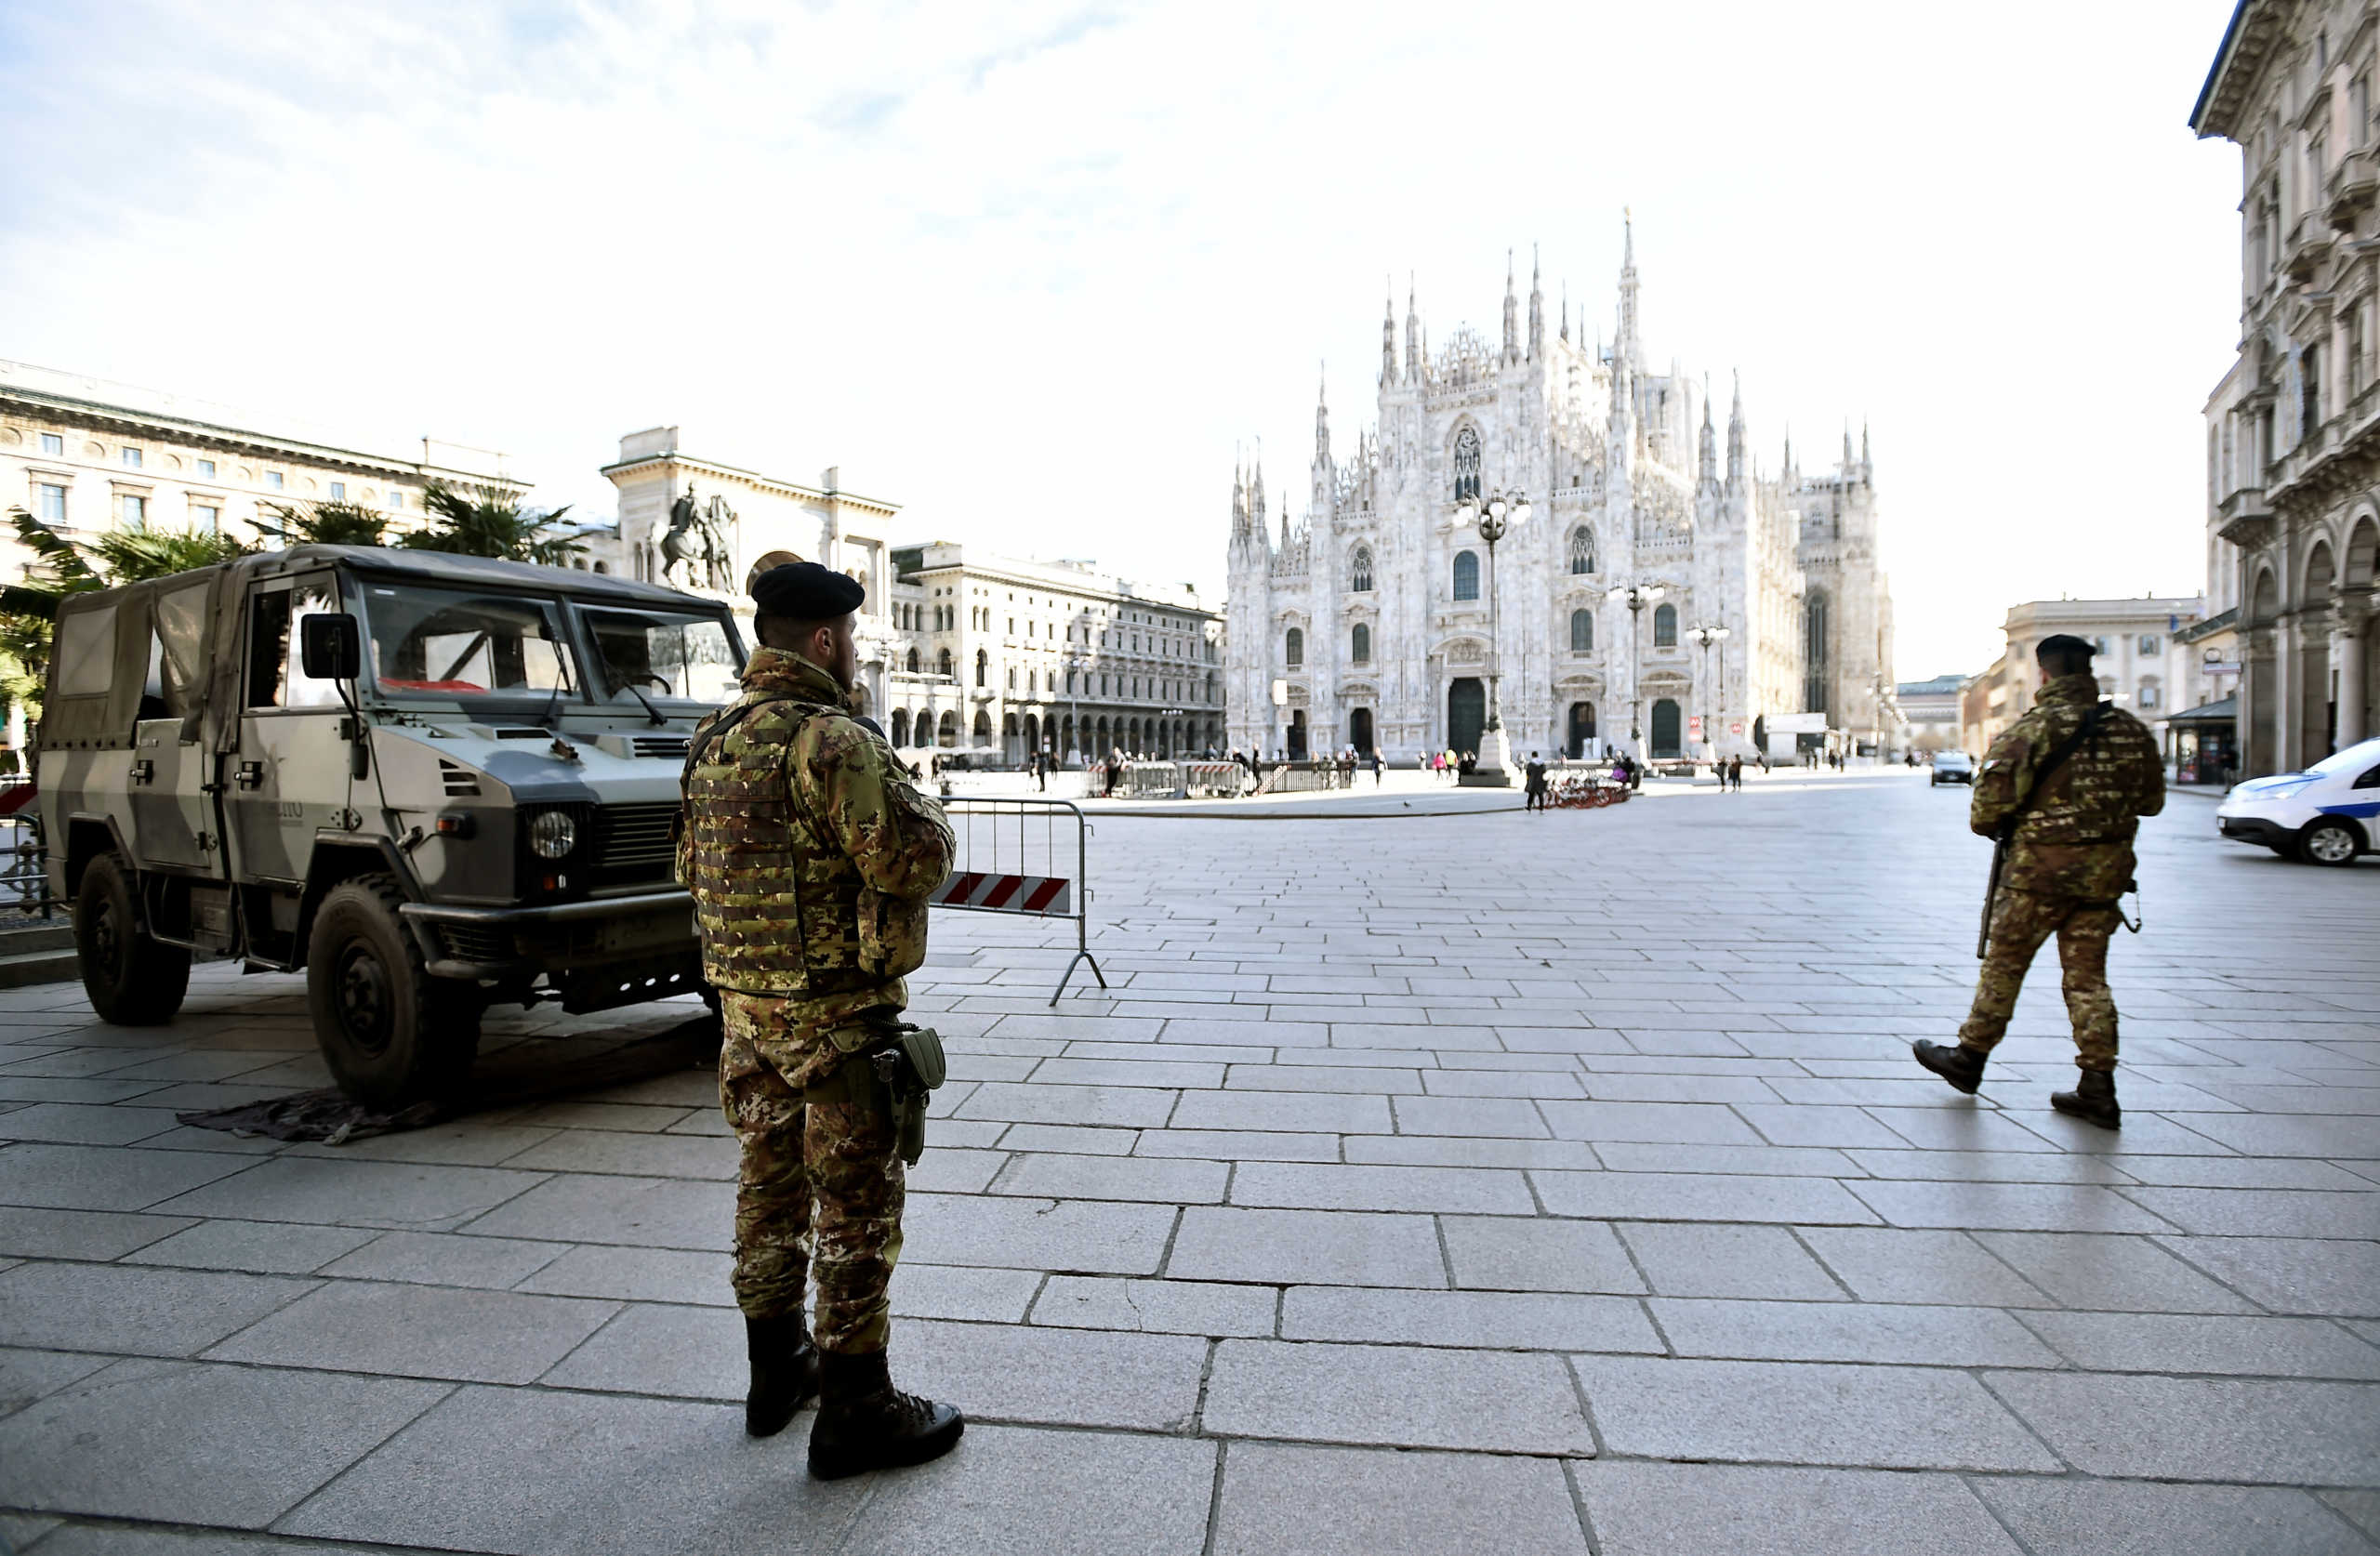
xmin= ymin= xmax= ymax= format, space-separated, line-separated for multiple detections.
xmin=1524 ymin=752 xmax=1549 ymax=811
xmin=1728 ymin=755 xmax=1743 ymax=791
xmin=1371 ymin=750 xmax=1384 ymax=785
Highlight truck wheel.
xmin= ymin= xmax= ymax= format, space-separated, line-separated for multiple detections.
xmin=73 ymin=852 xmax=191 ymax=1025
xmin=307 ymin=874 xmax=482 ymax=1108
xmin=2299 ymin=820 xmax=2361 ymax=867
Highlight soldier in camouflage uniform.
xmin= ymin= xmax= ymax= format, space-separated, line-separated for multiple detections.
xmin=1913 ymin=634 xmax=2165 ymax=1127
xmin=680 ymin=560 xmax=965 ymax=1477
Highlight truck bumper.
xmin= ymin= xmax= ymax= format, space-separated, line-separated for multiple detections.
xmin=400 ymin=890 xmax=705 ymax=1012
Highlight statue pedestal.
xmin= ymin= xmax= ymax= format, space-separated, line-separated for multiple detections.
xmin=1460 ymin=723 xmax=1517 ymax=787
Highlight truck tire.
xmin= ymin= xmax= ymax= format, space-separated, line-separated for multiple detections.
xmin=73 ymin=851 xmax=191 ymax=1025
xmin=307 ymin=873 xmax=482 ymax=1108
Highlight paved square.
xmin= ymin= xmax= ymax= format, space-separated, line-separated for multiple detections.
xmin=2 ymin=771 xmax=2376 ymax=1552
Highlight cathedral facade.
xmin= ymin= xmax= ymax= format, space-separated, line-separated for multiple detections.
xmin=1223 ymin=229 xmax=1897 ymax=766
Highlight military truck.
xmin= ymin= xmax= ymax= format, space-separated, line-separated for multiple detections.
xmin=35 ymin=546 xmax=747 ymax=1107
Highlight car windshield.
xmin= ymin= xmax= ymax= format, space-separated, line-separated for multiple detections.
xmin=357 ymin=583 xmax=578 ymax=701
xmin=577 ymin=606 xmax=742 ymax=705
xmin=2306 ymin=736 xmax=2380 ymax=778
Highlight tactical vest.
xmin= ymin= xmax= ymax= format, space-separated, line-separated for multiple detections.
xmin=681 ymin=691 xmax=886 ymax=996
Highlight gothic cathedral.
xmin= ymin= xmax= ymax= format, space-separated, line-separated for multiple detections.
xmin=1224 ymin=225 xmax=1895 ymax=766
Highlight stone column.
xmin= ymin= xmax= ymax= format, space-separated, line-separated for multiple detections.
xmin=2244 ymin=626 xmax=2278 ymax=775
xmin=2336 ymin=600 xmax=2370 ymax=748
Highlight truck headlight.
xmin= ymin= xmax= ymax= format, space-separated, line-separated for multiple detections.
xmin=528 ymin=810 xmax=578 ymax=859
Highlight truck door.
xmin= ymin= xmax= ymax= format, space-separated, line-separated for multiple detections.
xmin=129 ymin=578 xmax=225 ymax=877
xmin=221 ymin=574 xmax=353 ymax=887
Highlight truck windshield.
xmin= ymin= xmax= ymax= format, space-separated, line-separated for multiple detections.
xmin=358 ymin=584 xmax=578 ymax=700
xmin=578 ymin=605 xmax=741 ymax=705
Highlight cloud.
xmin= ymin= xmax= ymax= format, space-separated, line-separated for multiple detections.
xmin=2 ymin=0 xmax=2241 ymax=679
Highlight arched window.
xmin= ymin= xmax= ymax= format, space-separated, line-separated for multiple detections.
xmin=937 ymin=710 xmax=958 ymax=746
xmin=1569 ymin=609 xmax=1593 ymax=653
xmin=890 ymin=710 xmax=909 ymax=746
xmin=1452 ymin=425 xmax=1482 ymax=503
xmin=1351 ymin=624 xmax=1370 ymax=664
xmin=1351 ymin=547 xmax=1374 ymax=592
xmin=936 ymin=648 xmax=953 ymax=678
xmin=1653 ymin=603 xmax=1678 ymax=647
xmin=1285 ymin=627 xmax=1304 ymax=667
xmin=1452 ymin=550 xmax=1480 ymax=601
xmin=1568 ymin=526 xmax=1593 ymax=575
xmin=906 ymin=647 xmax=920 ymax=673
xmin=973 ymin=648 xmax=988 ymax=686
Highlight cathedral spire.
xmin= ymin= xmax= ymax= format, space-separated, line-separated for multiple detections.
xmin=1501 ymin=249 xmax=1520 ymax=366
xmin=1405 ymin=276 xmax=1420 ymax=384
xmin=1527 ymin=244 xmax=1544 ymax=362
xmin=1618 ymin=209 xmax=1640 ymax=369
xmin=1782 ymin=426 xmax=1794 ymax=480
xmin=1231 ymin=455 xmax=1249 ymax=541
xmin=1726 ymin=370 xmax=1746 ymax=489
xmin=1560 ymin=282 xmax=1569 ymax=343
xmin=1315 ymin=364 xmax=1330 ymax=462
xmin=1844 ymin=423 xmax=1856 ymax=474
xmin=1382 ymin=287 xmax=1396 ymax=384
xmin=1862 ymin=418 xmax=1871 ymax=471
xmin=1698 ymin=379 xmax=1718 ymax=490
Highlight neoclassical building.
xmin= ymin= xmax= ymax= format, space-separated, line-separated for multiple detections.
xmin=2193 ymin=0 xmax=2380 ymax=773
xmin=1224 ymin=230 xmax=1897 ymax=765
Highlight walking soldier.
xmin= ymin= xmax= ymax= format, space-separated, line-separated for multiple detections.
xmin=1913 ymin=634 xmax=2164 ymax=1127
xmin=680 ymin=560 xmax=965 ymax=1476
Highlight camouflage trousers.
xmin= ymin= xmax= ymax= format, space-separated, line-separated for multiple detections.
xmin=1959 ymin=888 xmax=2122 ymax=1072
xmin=718 ymin=993 xmax=904 ymax=1353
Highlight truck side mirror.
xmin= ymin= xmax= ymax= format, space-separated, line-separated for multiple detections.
xmin=300 ymin=613 xmax=362 ymax=681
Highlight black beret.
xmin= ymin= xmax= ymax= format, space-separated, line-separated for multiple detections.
xmin=2035 ymin=633 xmax=2096 ymax=661
xmin=750 ymin=560 xmax=864 ymax=619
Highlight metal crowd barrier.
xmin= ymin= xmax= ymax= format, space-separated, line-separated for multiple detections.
xmin=1122 ymin=761 xmax=1183 ymax=798
xmin=0 ymin=814 xmax=56 ymax=919
xmin=1181 ymin=761 xmax=1248 ymax=798
xmin=932 ymin=797 xmax=1105 ymax=1006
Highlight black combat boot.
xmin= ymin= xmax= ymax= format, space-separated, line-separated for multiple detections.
xmin=2051 ymin=1068 xmax=2122 ymax=1130
xmin=808 ymin=1347 xmax=964 ymax=1480
xmin=1911 ymin=1039 xmax=1989 ymax=1095
xmin=745 ymin=1314 xmax=821 ymax=1438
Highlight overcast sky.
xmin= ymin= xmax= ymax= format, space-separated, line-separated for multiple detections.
xmin=3 ymin=0 xmax=2241 ymax=680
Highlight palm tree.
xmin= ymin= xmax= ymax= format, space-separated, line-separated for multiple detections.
xmin=256 ymin=499 xmax=391 ymax=548
xmin=405 ymin=483 xmax=584 ymax=566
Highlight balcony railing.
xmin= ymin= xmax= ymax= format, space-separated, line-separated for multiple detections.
xmin=2329 ymin=146 xmax=2379 ymax=231
xmin=2285 ymin=211 xmax=2338 ymax=284
xmin=2216 ymin=486 xmax=2275 ymax=550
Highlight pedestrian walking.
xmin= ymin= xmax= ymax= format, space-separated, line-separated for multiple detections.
xmin=1371 ymin=749 xmax=1384 ymax=785
xmin=681 ymin=560 xmax=964 ymax=1476
xmin=1524 ymin=752 xmax=1549 ymax=811
xmin=1912 ymin=634 xmax=2165 ymax=1129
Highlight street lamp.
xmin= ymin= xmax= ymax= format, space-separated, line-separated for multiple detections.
xmin=1453 ymin=485 xmax=1533 ymax=777
xmin=1605 ymin=581 xmax=1666 ymax=758
xmin=1686 ymin=624 xmax=1731 ymax=761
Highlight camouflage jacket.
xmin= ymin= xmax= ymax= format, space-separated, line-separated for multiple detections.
xmin=1972 ymin=672 xmax=2165 ymax=899
xmin=678 ymin=648 xmax=955 ymax=1029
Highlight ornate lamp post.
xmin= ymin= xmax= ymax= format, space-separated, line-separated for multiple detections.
xmin=1605 ymin=582 xmax=1666 ymax=758
xmin=1454 ymin=485 xmax=1533 ymax=779
xmin=1686 ymin=624 xmax=1731 ymax=761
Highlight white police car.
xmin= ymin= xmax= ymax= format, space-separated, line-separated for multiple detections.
xmin=2216 ymin=734 xmax=2380 ymax=865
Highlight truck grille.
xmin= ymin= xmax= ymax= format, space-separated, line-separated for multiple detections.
xmin=591 ymin=802 xmax=680 ymax=887
xmin=634 ymin=735 xmax=690 ymax=759
xmin=437 ymin=921 xmax=516 ymax=966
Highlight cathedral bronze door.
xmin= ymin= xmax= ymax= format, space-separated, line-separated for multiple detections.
xmin=1650 ymin=698 xmax=1682 ymax=758
xmin=1567 ymin=702 xmax=1596 ymax=759
xmin=1448 ymin=678 xmax=1485 ymax=758
xmin=1349 ymin=707 xmax=1374 ymax=756
xmin=1288 ymin=709 xmax=1309 ymax=759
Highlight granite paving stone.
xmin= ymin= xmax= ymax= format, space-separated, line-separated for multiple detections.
xmin=990 ymin=1151 xmax=1228 ymax=1204
xmin=0 ymin=1260 xmax=317 ymax=1356
xmin=0 ymin=1204 xmax=194 ymax=1259
xmin=1798 ymin=1226 xmax=2056 ymax=1307
xmin=900 ymin=1192 xmax=1177 ymax=1273
xmin=1845 ymin=1179 xmax=2177 ymax=1233
xmin=1280 ymin=1284 xmax=1661 ymax=1353
xmin=0 ymin=1345 xmax=112 ymax=1418
xmin=1532 ymin=1169 xmax=1880 ymax=1225
xmin=840 ymin=1425 xmax=1217 ymax=1556
xmin=1988 ymin=1371 xmax=2380 ymax=1483
xmin=1968 ymin=1478 xmax=2379 ymax=1556
xmin=1031 ymin=1274 xmax=1277 ymax=1336
xmin=1166 ymin=1206 xmax=1445 ymax=1287
xmin=0 ymin=1358 xmax=448 ymax=1527
xmin=321 ymin=1229 xmax=572 ymax=1289
xmin=1649 ymin=1297 xmax=2064 ymax=1367
xmin=1441 ymin=1214 xmax=1645 ymax=1294
xmin=276 ymin=1382 xmax=866 ymax=1552
xmin=205 ymin=1280 xmax=618 ymax=1384
xmin=0 ymin=1141 xmax=254 ymax=1211
xmin=1574 ymin=1462 xmax=2024 ymax=1556
xmin=1616 ymin=1222 xmax=1849 ymax=1300
xmin=1970 ymin=1230 xmax=2263 ymax=1312
xmin=1203 ymin=1338 xmax=1594 ymax=1454
xmin=512 ymin=1244 xmax=733 ymax=1305
xmin=2154 ymin=1233 xmax=2380 ymax=1315
xmin=1212 ymin=1442 xmax=1589 ymax=1556
xmin=152 ymin=1156 xmax=550 ymax=1231
xmin=450 ymin=1173 xmax=732 ymax=1249
xmin=122 ymin=1219 xmax=379 ymax=1275
xmin=2016 ymin=1309 xmax=2380 ymax=1378
xmin=1227 ymin=1160 xmax=1534 ymax=1214
xmin=1574 ymin=1355 xmax=2059 ymax=1470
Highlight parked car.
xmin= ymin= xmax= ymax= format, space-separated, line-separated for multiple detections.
xmin=2215 ymin=735 xmax=2380 ymax=865
xmin=37 ymin=546 xmax=747 ymax=1106
xmin=1930 ymin=750 xmax=1976 ymax=786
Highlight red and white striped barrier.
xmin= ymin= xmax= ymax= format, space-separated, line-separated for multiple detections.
xmin=932 ymin=871 xmax=1072 ymax=916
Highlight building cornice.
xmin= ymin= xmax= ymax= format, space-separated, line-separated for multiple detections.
xmin=2192 ymin=0 xmax=2288 ymax=142
xmin=598 ymin=453 xmax=901 ymax=518
xmin=0 ymin=384 xmax=513 ymax=488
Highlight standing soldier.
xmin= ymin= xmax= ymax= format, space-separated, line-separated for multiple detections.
xmin=1912 ymin=634 xmax=2164 ymax=1127
xmin=680 ymin=561 xmax=965 ymax=1476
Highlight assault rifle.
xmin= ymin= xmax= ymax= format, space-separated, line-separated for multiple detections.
xmin=1977 ymin=702 xmax=2112 ymax=959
